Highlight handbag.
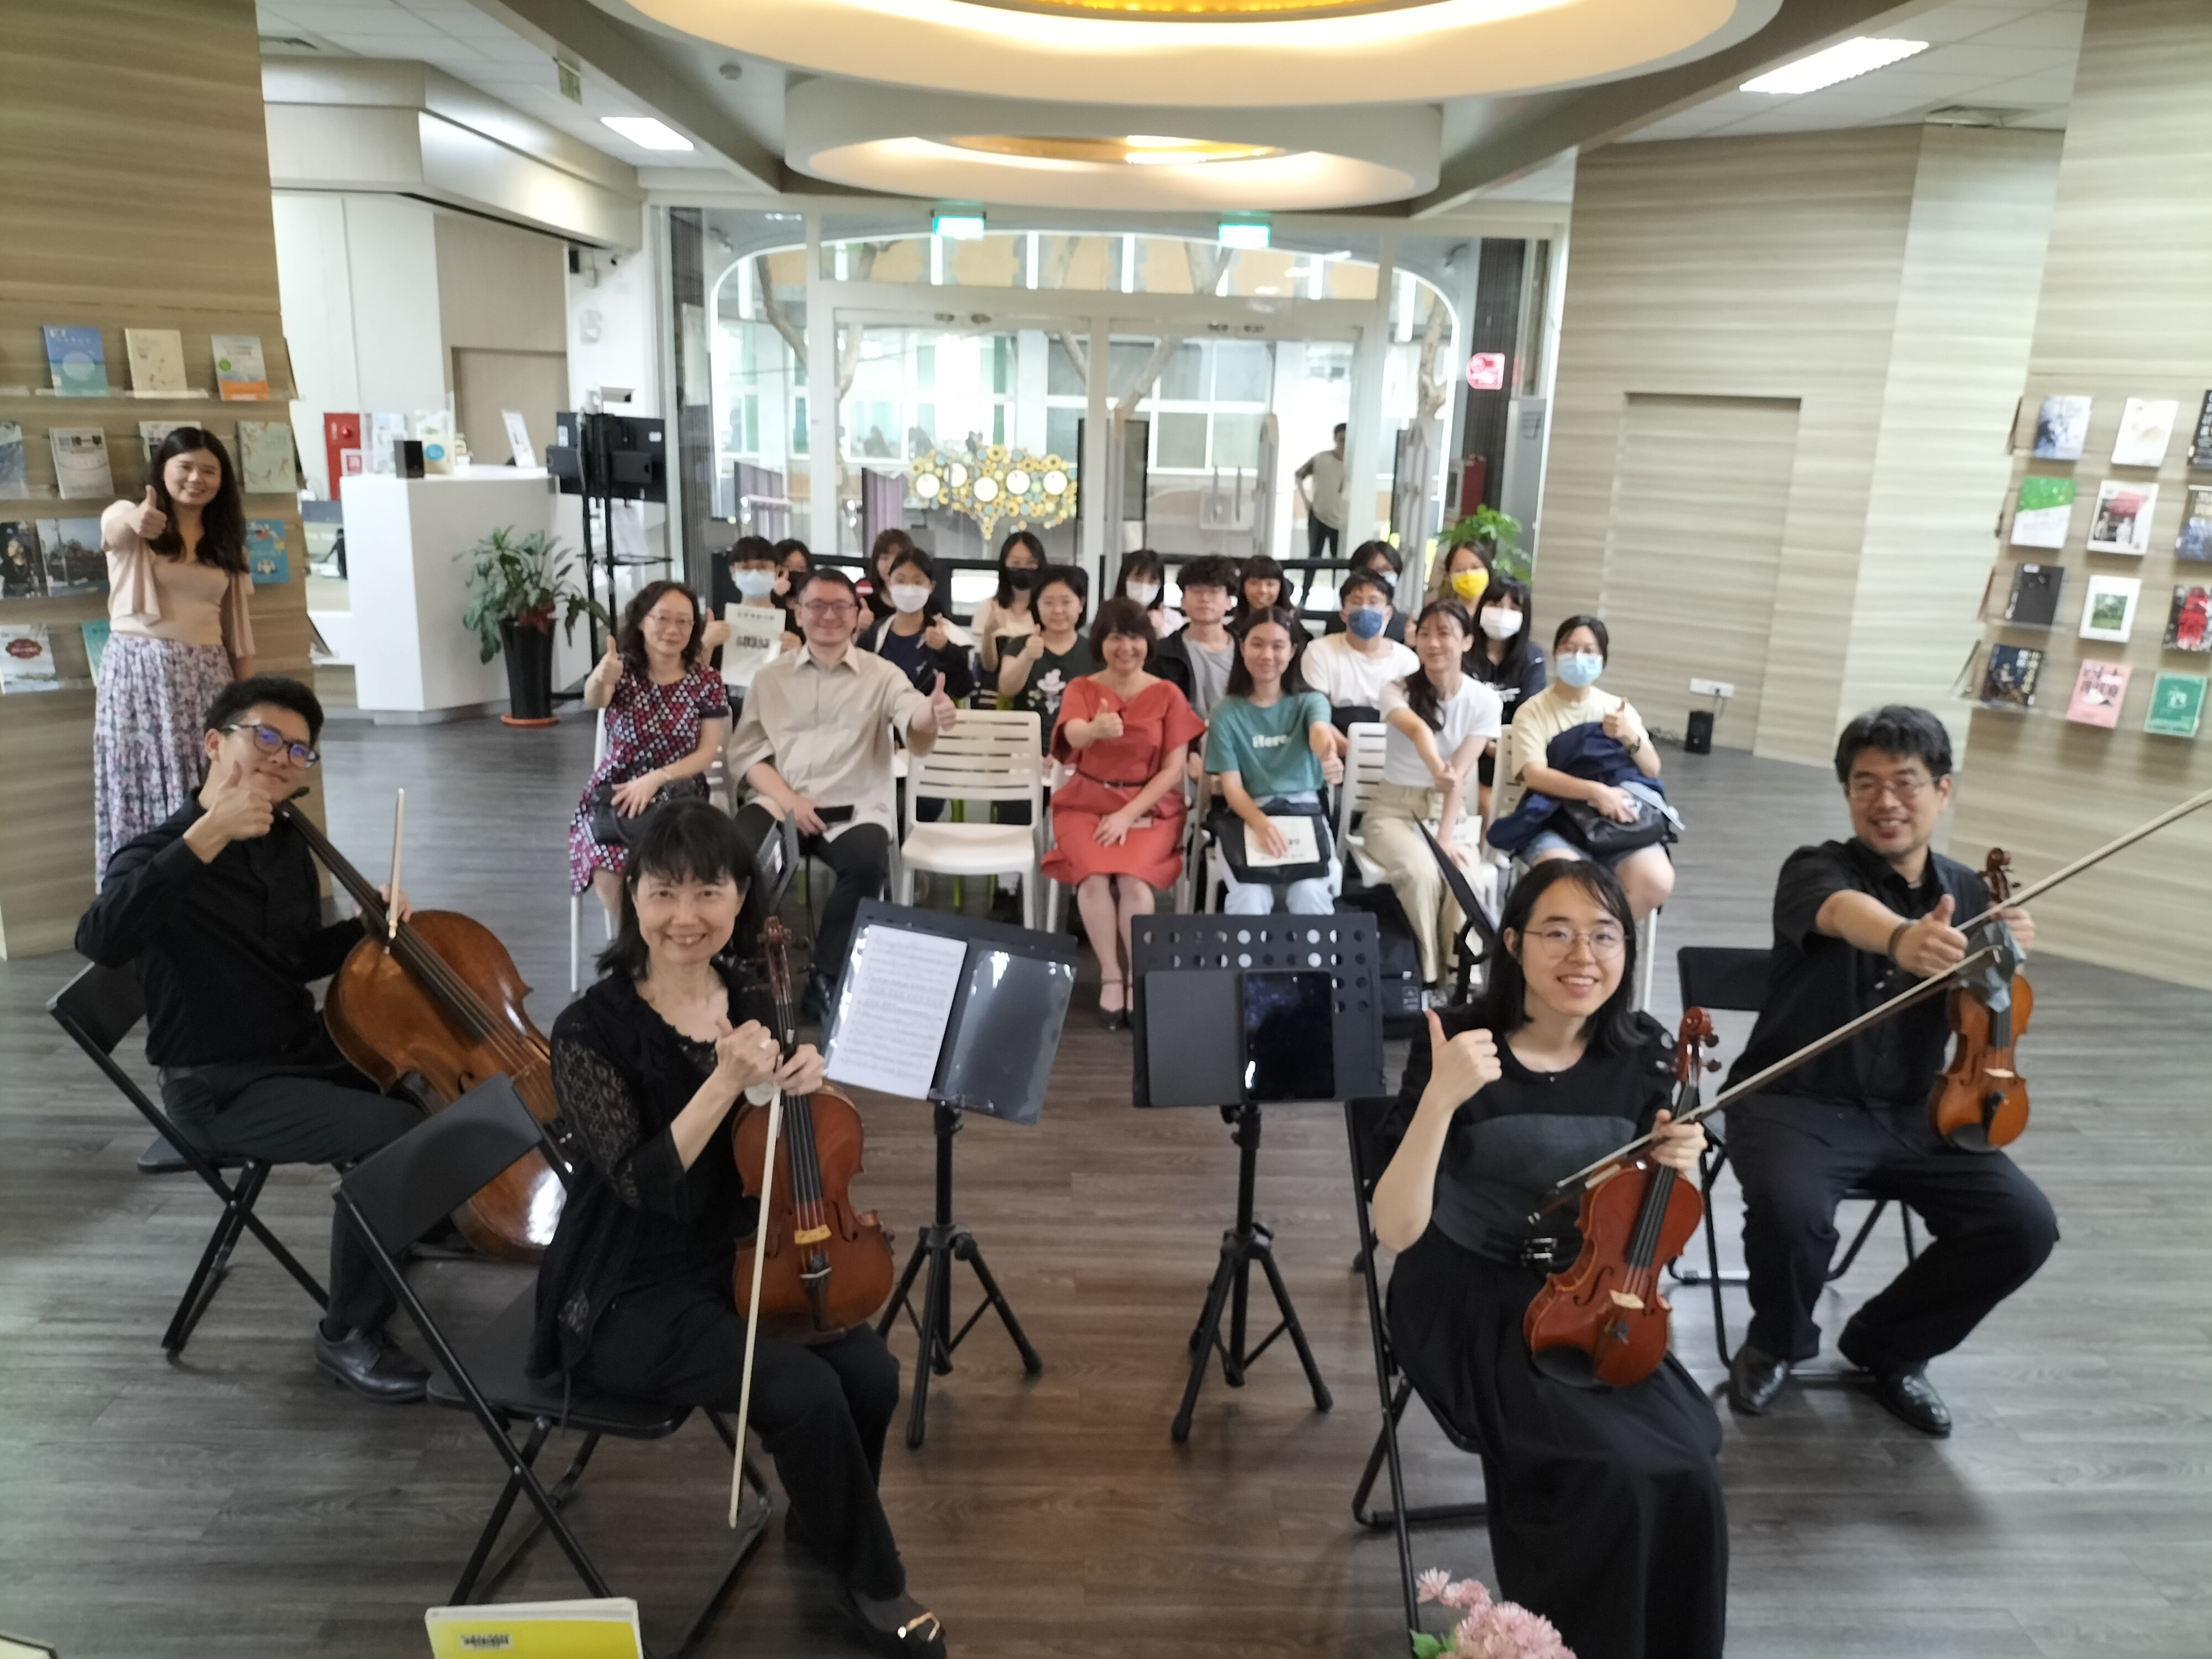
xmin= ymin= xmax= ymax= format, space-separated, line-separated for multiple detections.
xmin=1558 ymin=790 xmax=1676 ymax=855
xmin=588 ymin=775 xmax=707 ymax=847
xmin=1208 ymin=800 xmax=1335 ymax=885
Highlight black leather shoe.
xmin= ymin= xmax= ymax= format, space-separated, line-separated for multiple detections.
xmin=1839 ymin=1329 xmax=1952 ymax=1436
xmin=838 ymin=1584 xmax=947 ymax=1659
xmin=314 ymin=1326 xmax=429 ymax=1404
xmin=1727 ymin=1343 xmax=1791 ymax=1415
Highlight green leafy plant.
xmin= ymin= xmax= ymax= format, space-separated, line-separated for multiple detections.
xmin=458 ymin=528 xmax=606 ymax=664
xmin=1443 ymin=505 xmax=1532 ymax=585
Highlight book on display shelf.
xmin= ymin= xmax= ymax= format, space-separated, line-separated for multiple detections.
xmin=0 ymin=422 xmax=27 ymax=497
xmin=2190 ymin=393 xmax=2212 ymax=469
xmin=2111 ymin=397 xmax=2179 ymax=468
xmin=0 ymin=625 xmax=59 ymax=693
xmin=41 ymin=326 xmax=107 ymax=397
xmin=246 ymin=519 xmax=290 ymax=585
xmin=211 ymin=334 xmax=269 ymax=400
xmin=35 ymin=519 xmax=106 ymax=596
xmin=2165 ymin=584 xmax=2212 ymax=654
xmin=1 ymin=522 xmax=43 ymax=599
xmin=237 ymin=420 xmax=299 ymax=494
xmin=123 ymin=328 xmax=188 ymax=395
xmin=138 ymin=419 xmax=196 ymax=463
xmin=2079 ymin=573 xmax=2141 ymax=643
xmin=2002 ymin=564 xmax=2064 ymax=629
xmin=2064 ymin=660 xmax=2131 ymax=728
xmin=1979 ymin=643 xmax=2043 ymax=709
xmin=2008 ymin=476 xmax=2075 ymax=549
xmin=2177 ymin=486 xmax=2212 ymax=561
xmin=2086 ymin=479 xmax=2157 ymax=556
xmin=48 ymin=428 xmax=113 ymax=500
xmin=2143 ymin=672 xmax=2207 ymax=738
xmin=2032 ymin=394 xmax=2090 ymax=461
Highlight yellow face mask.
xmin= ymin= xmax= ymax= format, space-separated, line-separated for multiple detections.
xmin=1450 ymin=567 xmax=1489 ymax=606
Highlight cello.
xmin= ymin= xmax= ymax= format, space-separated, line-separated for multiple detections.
xmin=1524 ymin=1009 xmax=1719 ymax=1387
xmin=1928 ymin=848 xmax=2033 ymax=1151
xmin=278 ymin=793 xmax=564 ymax=1260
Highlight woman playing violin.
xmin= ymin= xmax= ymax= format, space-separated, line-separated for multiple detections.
xmin=1372 ymin=860 xmax=1725 ymax=1659
xmin=531 ymin=801 xmax=946 ymax=1658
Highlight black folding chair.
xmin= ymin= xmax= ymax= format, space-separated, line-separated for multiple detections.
xmin=335 ymin=1078 xmax=769 ymax=1659
xmin=1672 ymin=946 xmax=1919 ymax=1367
xmin=48 ymin=961 xmax=326 ymax=1353
xmin=1418 ymin=823 xmax=1506 ymax=1007
xmin=1343 ymin=1095 xmax=1488 ymax=1640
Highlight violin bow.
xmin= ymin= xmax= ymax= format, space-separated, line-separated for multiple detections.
xmin=729 ymin=1087 xmax=784 ymax=1528
xmin=1550 ymin=779 xmax=2212 ymax=1202
xmin=386 ymin=789 xmax=405 ymax=943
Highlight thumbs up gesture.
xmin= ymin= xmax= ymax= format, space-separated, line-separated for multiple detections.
xmin=1891 ymin=892 xmax=1969 ymax=979
xmin=924 ymin=671 xmax=959 ymax=733
xmin=128 ymin=485 xmax=167 ymax=541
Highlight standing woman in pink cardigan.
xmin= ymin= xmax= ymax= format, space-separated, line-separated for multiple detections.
xmin=94 ymin=426 xmax=255 ymax=883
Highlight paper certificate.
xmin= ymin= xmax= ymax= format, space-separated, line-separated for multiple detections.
xmin=1244 ymin=815 xmax=1321 ymax=868
xmin=823 ymin=926 xmax=970 ymax=1100
xmin=720 ymin=603 xmax=786 ymax=690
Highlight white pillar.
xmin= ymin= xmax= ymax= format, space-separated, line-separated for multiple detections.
xmin=804 ymin=214 xmax=840 ymax=555
xmin=1080 ymin=314 xmax=1110 ymax=581
xmin=1343 ymin=232 xmax=1396 ymax=559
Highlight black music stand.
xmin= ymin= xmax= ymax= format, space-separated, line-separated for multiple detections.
xmin=821 ymin=901 xmax=1074 ymax=1448
xmin=1130 ymin=914 xmax=1387 ymax=1442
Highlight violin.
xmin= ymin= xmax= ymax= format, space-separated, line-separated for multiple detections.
xmin=279 ymin=796 xmax=565 ymax=1260
xmin=1524 ymin=1009 xmax=1719 ymax=1388
xmin=1928 ymin=848 xmax=2033 ymax=1151
xmin=729 ymin=919 xmax=893 ymax=1342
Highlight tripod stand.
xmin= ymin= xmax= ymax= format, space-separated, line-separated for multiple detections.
xmin=878 ymin=1098 xmax=1041 ymax=1449
xmin=1172 ymin=1100 xmax=1333 ymax=1443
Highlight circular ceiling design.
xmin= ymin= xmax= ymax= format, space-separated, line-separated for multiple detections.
xmin=946 ymin=135 xmax=1291 ymax=166
xmin=633 ymin=0 xmax=1758 ymax=107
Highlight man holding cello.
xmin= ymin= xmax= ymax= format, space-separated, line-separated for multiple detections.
xmin=1725 ymin=706 xmax=2057 ymax=1434
xmin=75 ymin=676 xmax=429 ymax=1404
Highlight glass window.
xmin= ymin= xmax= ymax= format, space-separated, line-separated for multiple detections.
xmin=1213 ymin=412 xmax=1264 ymax=470
xmin=1047 ymin=342 xmax=1084 ymax=398
xmin=1159 ymin=342 xmax=1204 ymax=401
xmin=1214 ymin=341 xmax=1272 ymax=404
xmin=1046 ymin=406 xmax=1080 ymax=461
xmin=1154 ymin=411 xmax=1208 ymax=470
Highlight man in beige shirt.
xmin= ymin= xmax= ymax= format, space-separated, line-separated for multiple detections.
xmin=728 ymin=568 xmax=959 ymax=989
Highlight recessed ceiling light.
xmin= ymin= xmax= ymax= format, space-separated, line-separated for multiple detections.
xmin=1742 ymin=37 xmax=1928 ymax=95
xmin=933 ymin=205 xmax=987 ymax=239
xmin=601 ymin=116 xmax=694 ymax=151
xmin=1217 ymin=215 xmax=1270 ymax=250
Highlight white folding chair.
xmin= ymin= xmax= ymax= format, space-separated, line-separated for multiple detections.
xmin=569 ymin=709 xmax=612 ymax=994
xmin=894 ymin=711 xmax=1045 ymax=927
xmin=1336 ymin=721 xmax=1391 ymax=889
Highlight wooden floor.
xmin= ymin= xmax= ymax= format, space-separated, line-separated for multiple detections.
xmin=3 ymin=718 xmax=2208 ymax=1658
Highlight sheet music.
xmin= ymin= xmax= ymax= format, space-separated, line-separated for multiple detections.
xmin=822 ymin=925 xmax=969 ymax=1099
xmin=1244 ymin=814 xmax=1320 ymax=868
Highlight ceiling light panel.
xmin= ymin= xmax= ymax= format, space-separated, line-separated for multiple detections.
xmin=600 ymin=115 xmax=695 ymax=150
xmin=1741 ymin=36 xmax=1928 ymax=95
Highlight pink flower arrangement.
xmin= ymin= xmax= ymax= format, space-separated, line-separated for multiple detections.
xmin=1411 ymin=1570 xmax=1574 ymax=1659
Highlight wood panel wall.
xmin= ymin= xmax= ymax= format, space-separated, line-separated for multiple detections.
xmin=1951 ymin=0 xmax=2212 ymax=990
xmin=0 ymin=0 xmax=305 ymax=957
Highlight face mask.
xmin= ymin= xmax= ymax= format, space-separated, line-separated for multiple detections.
xmin=1346 ymin=606 xmax=1388 ymax=641
xmin=1478 ymin=608 xmax=1523 ymax=641
xmin=1557 ymin=651 xmax=1604 ymax=688
xmin=1451 ymin=568 xmax=1489 ymax=605
xmin=733 ymin=568 xmax=776 ymax=599
xmin=1004 ymin=567 xmax=1036 ymax=592
xmin=1127 ymin=582 xmax=1160 ymax=607
xmin=889 ymin=583 xmax=932 ymax=614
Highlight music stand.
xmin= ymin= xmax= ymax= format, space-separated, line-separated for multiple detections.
xmin=821 ymin=900 xmax=1074 ymax=1448
xmin=1130 ymin=914 xmax=1387 ymax=1443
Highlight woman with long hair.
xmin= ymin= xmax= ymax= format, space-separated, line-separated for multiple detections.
xmin=538 ymin=801 xmax=946 ymax=1657
xmin=857 ymin=545 xmax=974 ymax=699
xmin=1201 ymin=607 xmax=1342 ymax=915
xmin=93 ymin=426 xmax=256 ymax=881
xmin=1374 ymin=860 xmax=1725 ymax=1659
xmin=859 ymin=527 xmax=915 ymax=622
xmin=567 ymin=580 xmax=731 ymax=922
xmin=973 ymin=529 xmax=1045 ymax=673
xmin=1111 ymin=548 xmax=1177 ymax=638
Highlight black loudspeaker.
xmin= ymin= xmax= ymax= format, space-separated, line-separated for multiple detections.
xmin=1684 ymin=709 xmax=1714 ymax=754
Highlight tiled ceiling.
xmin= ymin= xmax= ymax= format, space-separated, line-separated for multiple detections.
xmin=1625 ymin=0 xmax=2083 ymax=143
xmin=254 ymin=0 xmax=728 ymax=168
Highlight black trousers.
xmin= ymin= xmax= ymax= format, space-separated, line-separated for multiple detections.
xmin=1728 ymin=1093 xmax=2058 ymax=1370
xmin=159 ymin=1040 xmax=422 ymax=1337
xmin=799 ymin=822 xmax=892 ymax=983
xmin=1307 ymin=513 xmax=1340 ymax=560
xmin=585 ymin=1273 xmax=906 ymax=1598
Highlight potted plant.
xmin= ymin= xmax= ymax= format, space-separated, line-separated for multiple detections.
xmin=458 ymin=528 xmax=606 ymax=727
xmin=1441 ymin=504 xmax=1532 ymax=584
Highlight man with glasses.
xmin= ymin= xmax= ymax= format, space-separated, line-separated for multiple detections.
xmin=1723 ymin=705 xmax=2055 ymax=1436
xmin=76 ymin=676 xmax=430 ymax=1403
xmin=728 ymin=568 xmax=960 ymax=1002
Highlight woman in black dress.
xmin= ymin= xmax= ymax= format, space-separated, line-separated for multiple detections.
xmin=531 ymin=801 xmax=946 ymax=1658
xmin=1373 ymin=859 xmax=1725 ymax=1659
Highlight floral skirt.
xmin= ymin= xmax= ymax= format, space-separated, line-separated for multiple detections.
xmin=94 ymin=634 xmax=232 ymax=885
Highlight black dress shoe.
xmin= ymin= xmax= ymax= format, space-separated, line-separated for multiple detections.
xmin=1727 ymin=1342 xmax=1791 ymax=1415
xmin=1838 ymin=1329 xmax=1952 ymax=1436
xmin=838 ymin=1584 xmax=947 ymax=1659
xmin=314 ymin=1326 xmax=429 ymax=1404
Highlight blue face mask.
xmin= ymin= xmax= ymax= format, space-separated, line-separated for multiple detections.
xmin=1557 ymin=651 xmax=1604 ymax=688
xmin=733 ymin=567 xmax=776 ymax=599
xmin=1346 ymin=606 xmax=1388 ymax=640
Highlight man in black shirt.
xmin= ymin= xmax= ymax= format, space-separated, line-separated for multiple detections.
xmin=1724 ymin=706 xmax=2056 ymax=1436
xmin=76 ymin=676 xmax=429 ymax=1403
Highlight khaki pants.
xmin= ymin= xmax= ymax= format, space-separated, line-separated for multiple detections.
xmin=1360 ymin=780 xmax=1463 ymax=984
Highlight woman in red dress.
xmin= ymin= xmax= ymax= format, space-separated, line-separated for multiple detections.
xmin=1045 ymin=598 xmax=1206 ymax=1027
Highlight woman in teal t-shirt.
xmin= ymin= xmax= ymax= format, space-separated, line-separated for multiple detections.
xmin=1202 ymin=607 xmax=1344 ymax=914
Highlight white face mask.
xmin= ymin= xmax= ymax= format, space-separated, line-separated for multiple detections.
xmin=733 ymin=568 xmax=776 ymax=599
xmin=1478 ymin=608 xmax=1523 ymax=641
xmin=888 ymin=583 xmax=932 ymax=614
xmin=1127 ymin=582 xmax=1160 ymax=607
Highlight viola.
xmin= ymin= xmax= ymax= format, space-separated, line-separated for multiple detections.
xmin=278 ymin=796 xmax=565 ymax=1260
xmin=1524 ymin=1009 xmax=1719 ymax=1388
xmin=729 ymin=919 xmax=893 ymax=1342
xmin=1928 ymin=848 xmax=2034 ymax=1151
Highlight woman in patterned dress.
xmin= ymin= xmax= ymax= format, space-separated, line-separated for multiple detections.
xmin=568 ymin=581 xmax=731 ymax=922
